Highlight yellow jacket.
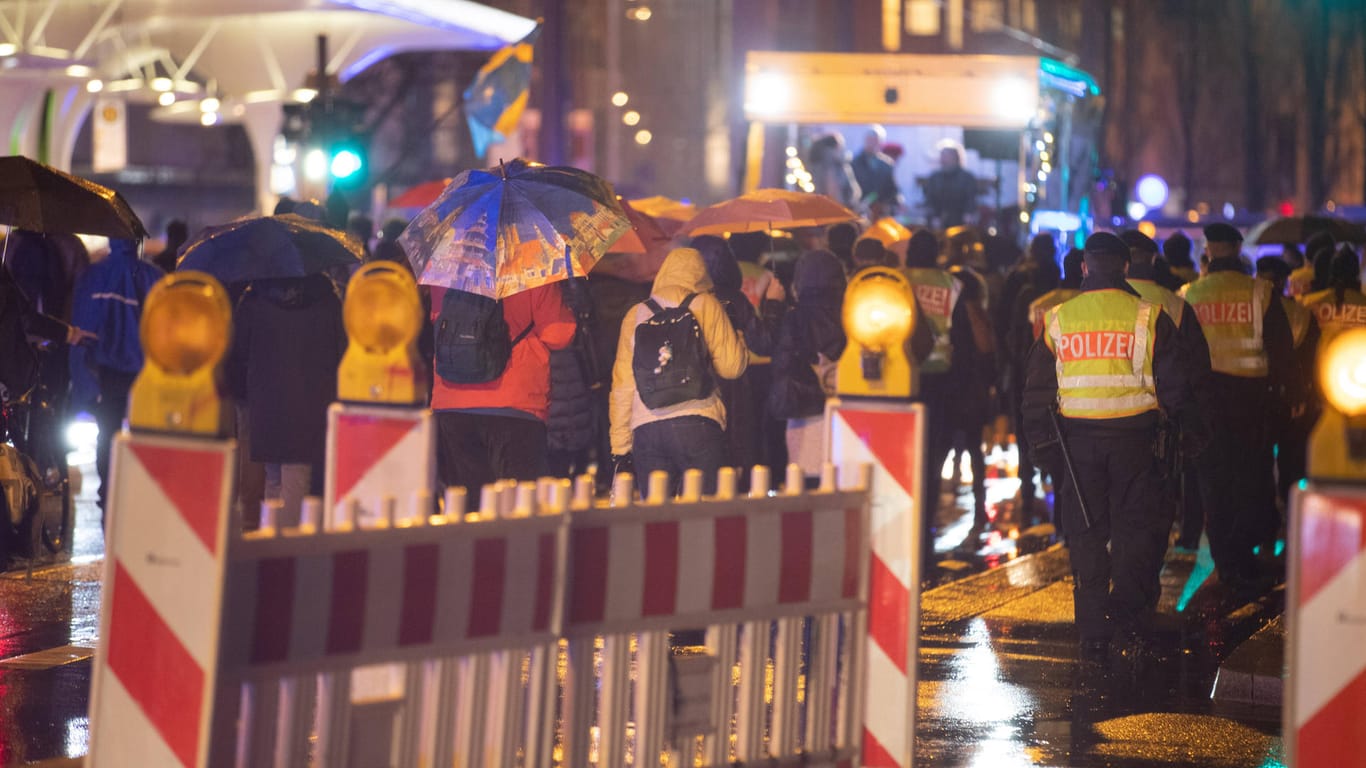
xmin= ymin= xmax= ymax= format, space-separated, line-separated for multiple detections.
xmin=610 ymin=248 xmax=749 ymax=454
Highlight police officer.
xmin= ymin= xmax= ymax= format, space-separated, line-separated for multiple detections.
xmin=1122 ymin=230 xmax=1212 ymax=552
xmin=1257 ymin=256 xmax=1318 ymax=514
xmin=1027 ymin=248 xmax=1084 ymax=339
xmin=1301 ymin=244 xmax=1366 ymax=343
xmin=905 ymin=230 xmax=995 ymax=555
xmin=1178 ymin=223 xmax=1293 ymax=596
xmin=1022 ymin=232 xmax=1194 ymax=663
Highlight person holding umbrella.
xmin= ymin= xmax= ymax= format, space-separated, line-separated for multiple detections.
xmin=399 ymin=159 xmax=630 ymax=497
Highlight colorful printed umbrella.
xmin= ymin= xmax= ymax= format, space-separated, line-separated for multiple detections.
xmin=681 ymin=188 xmax=857 ymax=236
xmin=464 ymin=25 xmax=540 ymax=158
xmin=399 ymin=158 xmax=631 ymax=298
xmin=177 ymin=214 xmax=363 ymax=283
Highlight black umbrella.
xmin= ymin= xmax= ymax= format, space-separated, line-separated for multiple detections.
xmin=0 ymin=156 xmax=148 ymax=240
xmin=1248 ymin=215 xmax=1366 ymax=246
xmin=177 ymin=214 xmax=363 ymax=284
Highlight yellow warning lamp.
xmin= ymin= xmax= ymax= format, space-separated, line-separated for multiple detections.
xmin=837 ymin=267 xmax=916 ymax=398
xmin=1309 ymin=328 xmax=1366 ymax=481
xmin=127 ymin=271 xmax=232 ymax=436
xmin=338 ymin=261 xmax=426 ymax=405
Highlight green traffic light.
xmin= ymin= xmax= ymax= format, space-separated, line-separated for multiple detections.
xmin=330 ymin=148 xmax=363 ymax=180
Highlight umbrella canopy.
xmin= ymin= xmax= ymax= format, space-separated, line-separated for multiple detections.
xmin=629 ymin=196 xmax=695 ymax=236
xmin=608 ymin=198 xmax=672 ymax=255
xmin=465 ymin=25 xmax=541 ymax=158
xmin=594 ymin=198 xmax=671 ymax=283
xmin=390 ymin=179 xmax=453 ymax=209
xmin=1248 ymin=215 xmax=1366 ymax=245
xmin=177 ymin=214 xmax=363 ymax=284
xmin=0 ymin=156 xmax=148 ymax=240
xmin=399 ymin=158 xmax=631 ymax=298
xmin=681 ymin=188 xmax=857 ymax=236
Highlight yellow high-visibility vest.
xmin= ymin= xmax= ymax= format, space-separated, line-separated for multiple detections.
xmin=904 ymin=267 xmax=961 ymax=374
xmin=1301 ymin=287 xmax=1366 ymax=344
xmin=1281 ymin=296 xmax=1312 ymax=349
xmin=1044 ymin=290 xmax=1160 ymax=419
xmin=1128 ymin=279 xmax=1186 ymax=326
xmin=1179 ymin=272 xmax=1271 ymax=377
xmin=1029 ymin=287 xmax=1081 ymax=338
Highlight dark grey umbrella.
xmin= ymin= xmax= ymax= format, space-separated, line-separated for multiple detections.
xmin=0 ymin=155 xmax=148 ymax=240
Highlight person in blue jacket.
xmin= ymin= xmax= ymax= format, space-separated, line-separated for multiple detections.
xmin=69 ymin=239 xmax=162 ymax=518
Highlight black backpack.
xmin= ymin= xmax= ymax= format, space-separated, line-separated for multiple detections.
xmin=632 ymin=293 xmax=714 ymax=409
xmin=434 ymin=290 xmax=534 ymax=384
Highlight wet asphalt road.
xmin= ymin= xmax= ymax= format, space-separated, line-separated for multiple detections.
xmin=0 ymin=443 xmax=1286 ymax=766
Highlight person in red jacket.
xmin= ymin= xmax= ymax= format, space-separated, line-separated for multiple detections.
xmin=430 ymin=282 xmax=576 ymax=496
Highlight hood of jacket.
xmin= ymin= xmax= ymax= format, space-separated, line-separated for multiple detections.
xmin=793 ymin=249 xmax=846 ymax=306
xmin=652 ymin=247 xmax=714 ymax=298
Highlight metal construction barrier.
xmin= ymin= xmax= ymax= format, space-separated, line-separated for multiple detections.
xmin=89 ymin=422 xmax=882 ymax=766
xmin=1285 ymin=481 xmax=1366 ymax=768
xmin=827 ymin=399 xmax=926 ymax=768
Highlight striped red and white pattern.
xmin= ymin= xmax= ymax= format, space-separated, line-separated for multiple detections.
xmin=221 ymin=519 xmax=563 ymax=676
xmin=827 ymin=402 xmax=925 ymax=768
xmin=1288 ymin=485 xmax=1366 ymax=768
xmin=564 ymin=499 xmax=866 ymax=635
xmin=88 ymin=433 xmax=236 ymax=768
xmin=323 ymin=403 xmax=434 ymax=527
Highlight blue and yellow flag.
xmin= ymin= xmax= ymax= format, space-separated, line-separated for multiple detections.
xmin=464 ymin=24 xmax=541 ymax=158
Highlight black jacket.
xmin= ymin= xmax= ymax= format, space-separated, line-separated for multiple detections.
xmin=228 ymin=276 xmax=345 ymax=465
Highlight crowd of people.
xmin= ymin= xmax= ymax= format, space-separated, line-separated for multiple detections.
xmin=3 ymin=167 xmax=1364 ymax=667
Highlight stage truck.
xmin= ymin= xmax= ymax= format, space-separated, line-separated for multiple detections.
xmin=742 ymin=51 xmax=1103 ymax=245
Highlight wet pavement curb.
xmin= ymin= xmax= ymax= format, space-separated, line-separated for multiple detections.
xmin=922 ymin=543 xmax=1071 ymax=627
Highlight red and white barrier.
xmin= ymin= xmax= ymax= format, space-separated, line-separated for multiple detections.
xmin=564 ymin=485 xmax=865 ymax=635
xmin=88 ymin=432 xmax=237 ymax=768
xmin=222 ymin=514 xmax=564 ymax=676
xmin=828 ymin=399 xmax=926 ymax=768
xmin=323 ymin=403 xmax=434 ymax=528
xmin=1286 ymin=482 xmax=1366 ymax=768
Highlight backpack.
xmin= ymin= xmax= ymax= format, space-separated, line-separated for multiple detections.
xmin=632 ymin=294 xmax=714 ymax=409
xmin=434 ymin=290 xmax=534 ymax=384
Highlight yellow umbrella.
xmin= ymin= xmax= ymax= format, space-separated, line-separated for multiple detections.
xmin=629 ymin=195 xmax=696 ymax=223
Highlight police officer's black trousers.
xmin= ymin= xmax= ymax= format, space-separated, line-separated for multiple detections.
xmin=1199 ymin=377 xmax=1274 ymax=589
xmin=1060 ymin=429 xmax=1171 ymax=643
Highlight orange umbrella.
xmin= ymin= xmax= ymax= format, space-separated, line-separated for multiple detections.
xmin=593 ymin=198 xmax=671 ymax=283
xmin=609 ymin=197 xmax=671 ymax=254
xmin=629 ymin=196 xmax=694 ymax=238
xmin=681 ymin=188 xmax=857 ymax=236
xmin=389 ymin=178 xmax=452 ymax=209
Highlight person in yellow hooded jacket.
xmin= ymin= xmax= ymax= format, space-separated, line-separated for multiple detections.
xmin=610 ymin=248 xmax=749 ymax=496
